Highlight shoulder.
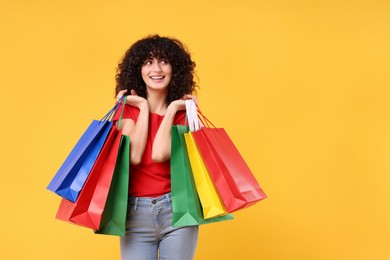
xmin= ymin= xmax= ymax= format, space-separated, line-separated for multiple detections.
xmin=113 ymin=104 xmax=140 ymax=121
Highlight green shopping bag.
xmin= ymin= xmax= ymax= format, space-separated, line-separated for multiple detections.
xmin=95 ymin=135 xmax=130 ymax=236
xmin=171 ymin=125 xmax=233 ymax=227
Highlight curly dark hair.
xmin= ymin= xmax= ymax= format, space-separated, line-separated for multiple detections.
xmin=115 ymin=35 xmax=197 ymax=105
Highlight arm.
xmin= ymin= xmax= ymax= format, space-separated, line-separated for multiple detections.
xmin=118 ymin=90 xmax=149 ymax=165
xmin=152 ymin=95 xmax=197 ymax=162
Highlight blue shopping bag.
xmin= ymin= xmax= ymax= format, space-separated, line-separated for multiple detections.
xmin=47 ymin=98 xmax=123 ymax=202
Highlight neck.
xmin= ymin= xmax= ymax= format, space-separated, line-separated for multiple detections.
xmin=146 ymin=89 xmax=168 ymax=115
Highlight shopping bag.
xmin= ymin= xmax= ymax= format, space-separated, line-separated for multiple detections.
xmin=184 ymin=132 xmax=227 ymax=219
xmin=183 ymin=100 xmax=227 ymax=219
xmin=171 ymin=125 xmax=233 ymax=227
xmin=95 ymin=135 xmax=130 ymax=236
xmin=192 ymin=123 xmax=267 ymax=213
xmin=47 ymin=99 xmax=122 ymax=202
xmin=186 ymin=100 xmax=266 ymax=213
xmin=56 ymin=126 xmax=122 ymax=229
xmin=56 ymin=97 xmax=127 ymax=230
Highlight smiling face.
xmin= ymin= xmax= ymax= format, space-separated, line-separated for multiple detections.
xmin=141 ymin=57 xmax=172 ymax=92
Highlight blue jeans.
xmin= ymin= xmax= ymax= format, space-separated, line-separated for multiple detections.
xmin=120 ymin=193 xmax=198 ymax=260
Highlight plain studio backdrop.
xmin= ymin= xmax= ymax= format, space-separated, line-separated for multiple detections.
xmin=1 ymin=0 xmax=389 ymax=259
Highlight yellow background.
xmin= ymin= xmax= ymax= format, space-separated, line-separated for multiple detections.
xmin=1 ymin=0 xmax=389 ymax=259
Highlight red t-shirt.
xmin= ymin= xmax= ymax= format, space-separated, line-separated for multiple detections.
xmin=113 ymin=104 xmax=186 ymax=197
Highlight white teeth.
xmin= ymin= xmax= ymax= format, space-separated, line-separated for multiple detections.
xmin=151 ymin=76 xmax=164 ymax=79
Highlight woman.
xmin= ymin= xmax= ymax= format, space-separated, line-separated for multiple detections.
xmin=114 ymin=35 xmax=199 ymax=260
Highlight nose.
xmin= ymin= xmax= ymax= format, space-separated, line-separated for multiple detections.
xmin=152 ymin=60 xmax=162 ymax=72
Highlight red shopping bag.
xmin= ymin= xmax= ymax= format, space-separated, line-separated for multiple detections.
xmin=191 ymin=111 xmax=266 ymax=212
xmin=56 ymin=126 xmax=122 ymax=230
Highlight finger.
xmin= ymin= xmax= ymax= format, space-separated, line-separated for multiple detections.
xmin=116 ymin=89 xmax=127 ymax=101
xmin=130 ymin=89 xmax=138 ymax=96
xmin=185 ymin=94 xmax=198 ymax=104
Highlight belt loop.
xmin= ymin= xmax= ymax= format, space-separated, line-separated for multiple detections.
xmin=133 ymin=197 xmax=138 ymax=212
xmin=165 ymin=193 xmax=171 ymax=203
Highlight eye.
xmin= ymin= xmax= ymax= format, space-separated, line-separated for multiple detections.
xmin=160 ymin=59 xmax=169 ymax=64
xmin=143 ymin=59 xmax=152 ymax=65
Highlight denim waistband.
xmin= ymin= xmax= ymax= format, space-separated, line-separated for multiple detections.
xmin=129 ymin=193 xmax=172 ymax=210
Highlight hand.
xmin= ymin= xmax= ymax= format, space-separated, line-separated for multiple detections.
xmin=168 ymin=94 xmax=198 ymax=112
xmin=117 ymin=89 xmax=148 ymax=110
xmin=116 ymin=89 xmax=128 ymax=102
xmin=183 ymin=94 xmax=198 ymax=104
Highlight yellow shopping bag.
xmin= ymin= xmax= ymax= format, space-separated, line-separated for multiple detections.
xmin=184 ymin=132 xmax=228 ymax=219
